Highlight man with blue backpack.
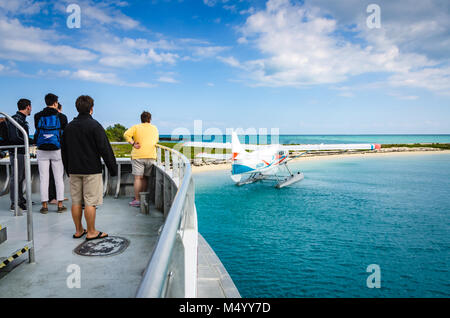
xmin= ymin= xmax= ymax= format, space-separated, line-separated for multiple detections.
xmin=34 ymin=93 xmax=68 ymax=213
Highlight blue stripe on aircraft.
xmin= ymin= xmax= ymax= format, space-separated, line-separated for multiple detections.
xmin=232 ymin=164 xmax=254 ymax=175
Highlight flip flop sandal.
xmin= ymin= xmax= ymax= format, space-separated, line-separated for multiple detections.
xmin=73 ymin=229 xmax=87 ymax=239
xmin=86 ymin=231 xmax=108 ymax=241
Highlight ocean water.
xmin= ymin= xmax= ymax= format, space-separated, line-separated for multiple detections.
xmin=194 ymin=153 xmax=450 ymax=297
xmin=162 ymin=134 xmax=450 ymax=145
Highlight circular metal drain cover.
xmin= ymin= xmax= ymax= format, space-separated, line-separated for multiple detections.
xmin=74 ymin=236 xmax=130 ymax=257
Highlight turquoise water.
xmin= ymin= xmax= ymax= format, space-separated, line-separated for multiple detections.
xmin=194 ymin=153 xmax=450 ymax=297
xmin=163 ymin=134 xmax=450 ymax=144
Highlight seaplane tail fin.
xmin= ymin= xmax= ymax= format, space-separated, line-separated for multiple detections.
xmin=231 ymin=131 xmax=246 ymax=160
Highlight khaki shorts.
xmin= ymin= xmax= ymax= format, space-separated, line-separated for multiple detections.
xmin=69 ymin=174 xmax=103 ymax=206
xmin=132 ymin=159 xmax=155 ymax=176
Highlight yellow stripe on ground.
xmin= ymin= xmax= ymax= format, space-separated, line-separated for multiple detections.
xmin=0 ymin=246 xmax=30 ymax=268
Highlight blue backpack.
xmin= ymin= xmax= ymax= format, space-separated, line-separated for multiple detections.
xmin=36 ymin=115 xmax=61 ymax=148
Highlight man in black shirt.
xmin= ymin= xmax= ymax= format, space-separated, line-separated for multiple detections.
xmin=6 ymin=99 xmax=33 ymax=211
xmin=62 ymin=95 xmax=117 ymax=240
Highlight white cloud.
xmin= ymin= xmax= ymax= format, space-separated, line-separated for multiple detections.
xmin=37 ymin=69 xmax=72 ymax=78
xmin=72 ymin=69 xmax=120 ymax=85
xmin=0 ymin=1 xmax=229 ymax=89
xmin=305 ymin=0 xmax=450 ymax=61
xmin=222 ymin=0 xmax=449 ymax=94
xmin=191 ymin=45 xmax=229 ymax=58
xmin=338 ymin=91 xmax=354 ymax=98
xmin=217 ymin=56 xmax=242 ymax=68
xmin=98 ymin=48 xmax=178 ymax=68
xmin=388 ymin=93 xmax=419 ymax=100
xmin=223 ymin=5 xmax=237 ymax=13
xmin=81 ymin=35 xmax=180 ymax=68
xmin=240 ymin=7 xmax=255 ymax=15
xmin=0 ymin=18 xmax=96 ymax=64
xmin=388 ymin=67 xmax=450 ymax=95
xmin=65 ymin=69 xmax=154 ymax=87
xmin=88 ymin=33 xmax=226 ymax=68
xmin=55 ymin=0 xmax=141 ymax=30
xmin=203 ymin=0 xmax=232 ymax=8
xmin=203 ymin=0 xmax=217 ymax=7
xmin=0 ymin=0 xmax=43 ymax=15
xmin=158 ymin=76 xmax=179 ymax=84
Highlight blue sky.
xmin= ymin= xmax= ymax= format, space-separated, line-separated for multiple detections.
xmin=0 ymin=0 xmax=449 ymax=134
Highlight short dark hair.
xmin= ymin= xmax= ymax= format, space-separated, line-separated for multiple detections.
xmin=17 ymin=98 xmax=31 ymax=111
xmin=76 ymin=95 xmax=94 ymax=114
xmin=57 ymin=103 xmax=62 ymax=111
xmin=45 ymin=93 xmax=58 ymax=106
xmin=141 ymin=111 xmax=151 ymax=123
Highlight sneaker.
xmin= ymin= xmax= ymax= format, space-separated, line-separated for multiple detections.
xmin=129 ymin=199 xmax=140 ymax=207
xmin=57 ymin=206 xmax=67 ymax=213
xmin=11 ymin=203 xmax=27 ymax=211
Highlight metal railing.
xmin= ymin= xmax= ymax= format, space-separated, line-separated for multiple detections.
xmin=0 ymin=133 xmax=196 ymax=296
xmin=0 ymin=112 xmax=35 ymax=263
xmin=110 ymin=142 xmax=198 ymax=297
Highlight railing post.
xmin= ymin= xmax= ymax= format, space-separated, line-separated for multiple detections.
xmin=24 ymin=138 xmax=34 ymax=264
xmin=114 ymin=163 xmax=121 ymax=199
xmin=149 ymin=165 xmax=156 ymax=204
xmin=163 ymin=174 xmax=171 ymax=218
xmin=13 ymin=147 xmax=19 ymax=216
xmin=172 ymin=155 xmax=179 ymax=185
xmin=179 ymin=161 xmax=184 ymax=181
xmin=157 ymin=147 xmax=162 ymax=166
xmin=155 ymin=168 xmax=164 ymax=211
xmin=0 ymin=164 xmax=10 ymax=196
xmin=164 ymin=149 xmax=170 ymax=173
xmin=103 ymin=165 xmax=109 ymax=197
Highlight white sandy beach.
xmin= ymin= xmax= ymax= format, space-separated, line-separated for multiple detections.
xmin=191 ymin=149 xmax=450 ymax=174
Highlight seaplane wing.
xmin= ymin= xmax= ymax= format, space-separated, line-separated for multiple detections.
xmin=183 ymin=141 xmax=259 ymax=151
xmin=195 ymin=153 xmax=232 ymax=160
xmin=184 ymin=142 xmax=380 ymax=152
xmin=281 ymin=143 xmax=381 ymax=151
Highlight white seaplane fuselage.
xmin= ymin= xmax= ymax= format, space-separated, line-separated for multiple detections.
xmin=231 ymin=145 xmax=288 ymax=183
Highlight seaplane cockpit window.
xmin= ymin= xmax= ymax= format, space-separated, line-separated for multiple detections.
xmin=279 ymin=151 xmax=285 ymax=156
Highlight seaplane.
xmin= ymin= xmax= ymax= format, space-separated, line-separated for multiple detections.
xmin=184 ymin=132 xmax=381 ymax=188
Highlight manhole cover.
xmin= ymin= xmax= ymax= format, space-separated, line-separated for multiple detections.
xmin=74 ymin=236 xmax=130 ymax=257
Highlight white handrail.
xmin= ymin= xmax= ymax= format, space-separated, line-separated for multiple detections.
xmin=135 ymin=144 xmax=197 ymax=297
xmin=109 ymin=141 xmax=197 ymax=297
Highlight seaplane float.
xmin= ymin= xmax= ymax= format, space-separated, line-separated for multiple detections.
xmin=184 ymin=132 xmax=381 ymax=188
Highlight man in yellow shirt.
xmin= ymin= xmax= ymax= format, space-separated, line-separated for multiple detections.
xmin=123 ymin=111 xmax=159 ymax=207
